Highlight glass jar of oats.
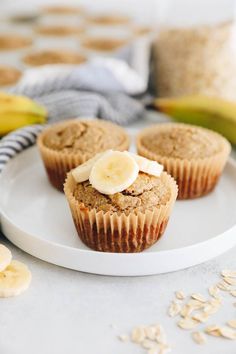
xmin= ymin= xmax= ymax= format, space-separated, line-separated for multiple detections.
xmin=154 ymin=0 xmax=236 ymax=100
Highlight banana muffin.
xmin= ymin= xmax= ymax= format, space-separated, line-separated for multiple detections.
xmin=81 ymin=37 xmax=128 ymax=52
xmin=35 ymin=25 xmax=84 ymax=36
xmin=23 ymin=49 xmax=86 ymax=66
xmin=42 ymin=6 xmax=83 ymax=14
xmin=87 ymin=14 xmax=131 ymax=26
xmin=0 ymin=66 xmax=22 ymax=86
xmin=0 ymin=34 xmax=32 ymax=50
xmin=137 ymin=123 xmax=231 ymax=199
xmin=37 ymin=119 xmax=130 ymax=191
xmin=64 ymin=151 xmax=177 ymax=252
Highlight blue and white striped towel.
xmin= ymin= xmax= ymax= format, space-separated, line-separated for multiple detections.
xmin=0 ymin=125 xmax=44 ymax=173
xmin=0 ymin=58 xmax=146 ymax=173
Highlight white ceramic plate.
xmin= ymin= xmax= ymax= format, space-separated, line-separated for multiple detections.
xmin=1 ymin=145 xmax=236 ymax=276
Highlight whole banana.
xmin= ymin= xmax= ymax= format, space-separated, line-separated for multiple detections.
xmin=152 ymin=95 xmax=236 ymax=144
xmin=0 ymin=92 xmax=47 ymax=136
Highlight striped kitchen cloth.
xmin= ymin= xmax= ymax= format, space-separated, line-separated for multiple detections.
xmin=9 ymin=58 xmax=146 ymax=124
xmin=0 ymin=124 xmax=44 ymax=173
xmin=0 ymin=58 xmax=146 ymax=173
xmin=8 ymin=58 xmax=145 ymax=125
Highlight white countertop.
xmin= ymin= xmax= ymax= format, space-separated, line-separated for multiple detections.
xmin=0 ymin=115 xmax=236 ymax=354
xmin=0 ymin=235 xmax=236 ymax=354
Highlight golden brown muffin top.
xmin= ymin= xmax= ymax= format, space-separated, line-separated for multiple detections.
xmin=35 ymin=25 xmax=84 ymax=36
xmin=139 ymin=124 xmax=230 ymax=160
xmin=23 ymin=49 xmax=86 ymax=66
xmin=42 ymin=6 xmax=83 ymax=14
xmin=87 ymin=14 xmax=131 ymax=26
xmin=41 ymin=119 xmax=129 ymax=157
xmin=82 ymin=37 xmax=128 ymax=51
xmin=0 ymin=34 xmax=32 ymax=50
xmin=73 ymin=172 xmax=171 ymax=214
xmin=0 ymin=65 xmax=22 ymax=86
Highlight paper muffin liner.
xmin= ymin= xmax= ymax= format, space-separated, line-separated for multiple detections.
xmin=64 ymin=171 xmax=178 ymax=253
xmin=137 ymin=126 xmax=231 ymax=200
xmin=37 ymin=120 xmax=130 ymax=192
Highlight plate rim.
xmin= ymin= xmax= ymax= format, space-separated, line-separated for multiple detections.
xmin=1 ymin=146 xmax=236 ymax=276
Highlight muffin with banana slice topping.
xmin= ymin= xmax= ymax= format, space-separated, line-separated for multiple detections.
xmin=37 ymin=119 xmax=130 ymax=191
xmin=64 ymin=150 xmax=178 ymax=253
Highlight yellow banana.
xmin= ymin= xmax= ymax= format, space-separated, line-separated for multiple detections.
xmin=0 ymin=92 xmax=47 ymax=136
xmin=0 ymin=113 xmax=46 ymax=135
xmin=152 ymin=95 xmax=236 ymax=144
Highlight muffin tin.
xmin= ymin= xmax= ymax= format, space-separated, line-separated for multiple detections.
xmin=0 ymin=4 xmax=154 ymax=88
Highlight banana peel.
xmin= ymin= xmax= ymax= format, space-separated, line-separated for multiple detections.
xmin=0 ymin=92 xmax=47 ymax=136
xmin=152 ymin=95 xmax=236 ymax=144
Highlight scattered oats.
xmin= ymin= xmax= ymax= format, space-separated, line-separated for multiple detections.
xmin=192 ymin=331 xmax=207 ymax=344
xmin=131 ymin=326 xmax=146 ymax=343
xmin=187 ymin=299 xmax=205 ymax=309
xmin=158 ymin=344 xmax=172 ymax=354
xmin=208 ymin=285 xmax=219 ymax=298
xmin=148 ymin=348 xmax=159 ymax=354
xmin=233 ymin=302 xmax=236 ymax=307
xmin=145 ymin=326 xmax=157 ymax=340
xmin=192 ymin=312 xmax=209 ymax=323
xmin=155 ymin=324 xmax=167 ymax=344
xmin=227 ymin=320 xmax=236 ymax=329
xmin=219 ymin=326 xmax=236 ymax=340
xmin=221 ymin=269 xmax=236 ymax=278
xmin=205 ymin=325 xmax=221 ymax=337
xmin=180 ymin=304 xmax=194 ymax=318
xmin=168 ymin=301 xmax=181 ymax=317
xmin=209 ymin=297 xmax=222 ymax=306
xmin=118 ymin=334 xmax=129 ymax=342
xmin=203 ymin=303 xmax=213 ymax=313
xmin=202 ymin=297 xmax=221 ymax=315
xmin=223 ymin=277 xmax=236 ymax=286
xmin=175 ymin=291 xmax=186 ymax=300
xmin=191 ymin=293 xmax=206 ymax=302
xmin=119 ymin=323 xmax=170 ymax=353
xmin=203 ymin=303 xmax=220 ymax=315
xmin=216 ymin=280 xmax=232 ymax=291
xmin=230 ymin=290 xmax=236 ymax=297
xmin=178 ymin=318 xmax=198 ymax=330
xmin=142 ymin=339 xmax=157 ymax=349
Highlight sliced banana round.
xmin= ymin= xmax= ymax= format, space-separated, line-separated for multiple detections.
xmin=128 ymin=152 xmax=163 ymax=177
xmin=0 ymin=260 xmax=32 ymax=298
xmin=0 ymin=244 xmax=12 ymax=272
xmin=72 ymin=151 xmax=111 ymax=183
xmin=89 ymin=150 xmax=139 ymax=195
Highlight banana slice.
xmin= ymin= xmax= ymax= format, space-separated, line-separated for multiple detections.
xmin=128 ymin=152 xmax=163 ymax=177
xmin=0 ymin=260 xmax=32 ymax=298
xmin=0 ymin=244 xmax=12 ymax=272
xmin=72 ymin=151 xmax=111 ymax=183
xmin=89 ymin=150 xmax=139 ymax=195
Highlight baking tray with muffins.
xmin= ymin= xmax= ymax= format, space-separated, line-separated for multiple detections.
xmin=0 ymin=119 xmax=236 ymax=276
xmin=0 ymin=4 xmax=153 ymax=90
